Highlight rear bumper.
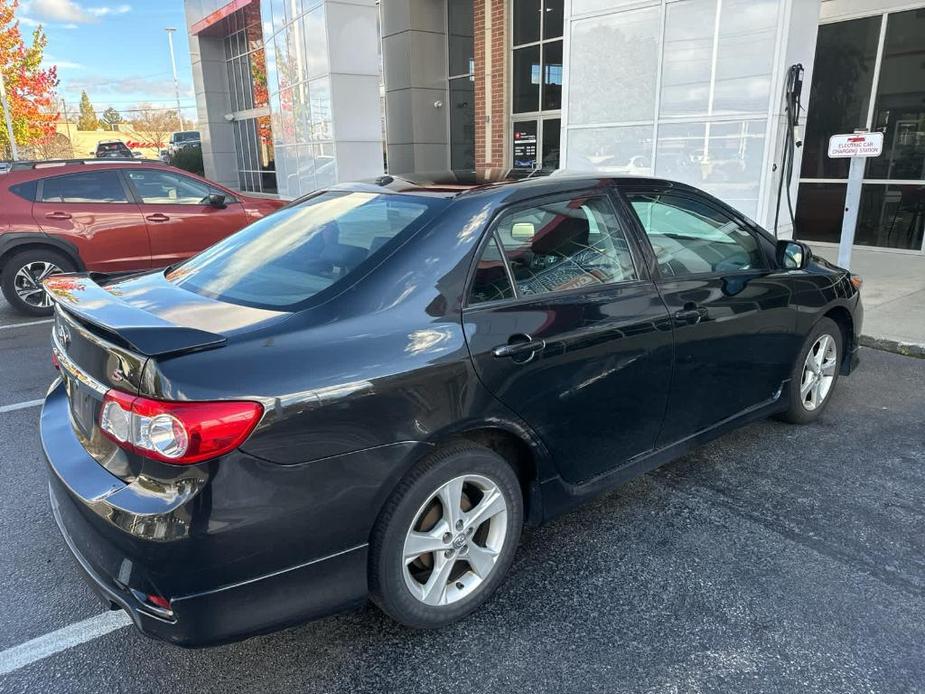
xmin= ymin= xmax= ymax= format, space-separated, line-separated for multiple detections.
xmin=49 ymin=476 xmax=366 ymax=647
xmin=41 ymin=380 xmax=387 ymax=647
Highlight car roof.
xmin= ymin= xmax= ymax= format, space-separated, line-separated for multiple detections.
xmin=0 ymin=159 xmax=208 ymax=185
xmin=338 ymin=169 xmax=701 ymax=201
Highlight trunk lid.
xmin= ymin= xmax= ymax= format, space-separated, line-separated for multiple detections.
xmin=45 ymin=272 xmax=286 ymax=481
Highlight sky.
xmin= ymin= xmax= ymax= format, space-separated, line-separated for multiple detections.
xmin=15 ymin=0 xmax=196 ymax=122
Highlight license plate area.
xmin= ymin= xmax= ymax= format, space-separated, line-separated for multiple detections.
xmin=63 ymin=372 xmax=100 ymax=439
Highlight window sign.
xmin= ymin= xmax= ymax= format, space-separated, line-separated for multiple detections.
xmin=513 ymin=123 xmax=538 ymax=169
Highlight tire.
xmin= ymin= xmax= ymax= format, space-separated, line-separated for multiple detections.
xmin=777 ymin=316 xmax=844 ymax=424
xmin=0 ymin=249 xmax=75 ymax=317
xmin=369 ymin=441 xmax=523 ymax=629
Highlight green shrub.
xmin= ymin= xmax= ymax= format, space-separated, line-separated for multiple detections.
xmin=169 ymin=147 xmax=204 ymax=176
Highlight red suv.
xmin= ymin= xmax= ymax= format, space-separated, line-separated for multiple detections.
xmin=0 ymin=159 xmax=285 ymax=315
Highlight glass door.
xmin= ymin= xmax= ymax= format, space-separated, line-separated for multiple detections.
xmin=796 ymin=8 xmax=925 ymax=253
xmin=510 ymin=0 xmax=563 ymax=171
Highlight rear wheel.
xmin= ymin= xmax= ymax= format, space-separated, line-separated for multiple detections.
xmin=369 ymin=442 xmax=523 ymax=628
xmin=778 ymin=317 xmax=843 ymax=424
xmin=1 ymin=249 xmax=74 ymax=316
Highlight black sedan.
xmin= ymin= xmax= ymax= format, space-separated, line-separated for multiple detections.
xmin=40 ymin=173 xmax=862 ymax=646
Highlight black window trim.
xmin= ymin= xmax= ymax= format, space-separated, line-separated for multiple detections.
xmin=35 ymin=169 xmax=134 ymax=205
xmin=463 ymin=189 xmax=651 ymax=310
xmin=616 ymin=185 xmax=776 ymax=281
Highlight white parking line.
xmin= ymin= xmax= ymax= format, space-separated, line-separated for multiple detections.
xmin=0 ymin=399 xmax=45 ymax=414
xmin=0 ymin=319 xmax=53 ymax=331
xmin=0 ymin=611 xmax=131 ymax=676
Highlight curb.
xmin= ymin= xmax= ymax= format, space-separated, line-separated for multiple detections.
xmin=859 ymin=335 xmax=925 ymax=359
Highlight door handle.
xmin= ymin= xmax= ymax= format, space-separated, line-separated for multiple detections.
xmin=45 ymin=211 xmax=71 ymax=220
xmin=146 ymin=213 xmax=170 ymax=222
xmin=492 ymin=334 xmax=546 ymax=359
xmin=673 ymin=305 xmax=704 ymax=325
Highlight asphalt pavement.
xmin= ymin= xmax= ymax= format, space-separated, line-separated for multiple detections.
xmin=0 ymin=295 xmax=923 ymax=694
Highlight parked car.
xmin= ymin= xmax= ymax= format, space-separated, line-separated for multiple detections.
xmin=0 ymin=159 xmax=285 ymax=315
xmin=92 ymin=140 xmax=134 ymax=159
xmin=167 ymin=130 xmax=201 ymax=158
xmin=40 ymin=173 xmax=862 ymax=647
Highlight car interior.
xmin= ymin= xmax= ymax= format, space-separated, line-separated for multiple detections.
xmin=471 ymin=197 xmax=638 ymax=303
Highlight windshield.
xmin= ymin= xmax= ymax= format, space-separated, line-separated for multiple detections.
xmin=167 ymin=191 xmax=448 ymax=310
xmin=173 ymin=131 xmax=200 ymax=143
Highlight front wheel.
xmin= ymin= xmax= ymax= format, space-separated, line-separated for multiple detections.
xmin=1 ymin=249 xmax=74 ymax=316
xmin=369 ymin=442 xmax=523 ymax=628
xmin=778 ymin=317 xmax=843 ymax=424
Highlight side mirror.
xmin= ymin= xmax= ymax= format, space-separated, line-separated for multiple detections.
xmin=207 ymin=193 xmax=226 ymax=209
xmin=776 ymin=239 xmax=811 ymax=270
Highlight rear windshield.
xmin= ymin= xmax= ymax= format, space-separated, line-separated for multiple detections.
xmin=98 ymin=143 xmax=129 ymax=152
xmin=167 ymin=191 xmax=448 ymax=311
xmin=173 ymin=131 xmax=200 ymax=142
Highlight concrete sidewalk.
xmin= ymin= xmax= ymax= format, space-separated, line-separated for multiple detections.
xmin=811 ymin=245 xmax=925 ymax=356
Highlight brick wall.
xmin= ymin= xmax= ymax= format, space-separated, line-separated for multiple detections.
xmin=473 ymin=0 xmax=506 ymax=173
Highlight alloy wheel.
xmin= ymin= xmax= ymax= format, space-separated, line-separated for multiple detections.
xmin=13 ymin=261 xmax=63 ymax=308
xmin=402 ymin=474 xmax=508 ymax=607
xmin=800 ymin=333 xmax=838 ymax=411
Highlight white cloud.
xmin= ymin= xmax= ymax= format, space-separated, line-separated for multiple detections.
xmin=87 ymin=4 xmax=131 ymax=17
xmin=43 ymin=56 xmax=84 ymax=70
xmin=66 ymin=74 xmax=193 ymax=101
xmin=21 ymin=0 xmax=131 ymax=24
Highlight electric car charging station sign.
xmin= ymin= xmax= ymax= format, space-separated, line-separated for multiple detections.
xmin=827 ymin=131 xmax=883 ymax=269
xmin=828 ymin=131 xmax=883 ymax=158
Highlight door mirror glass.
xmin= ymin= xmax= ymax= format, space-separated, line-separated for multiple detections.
xmin=207 ymin=193 xmax=226 ymax=208
xmin=777 ymin=240 xmax=811 ymax=270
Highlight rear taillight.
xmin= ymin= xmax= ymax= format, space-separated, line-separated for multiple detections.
xmin=99 ymin=390 xmax=263 ymax=464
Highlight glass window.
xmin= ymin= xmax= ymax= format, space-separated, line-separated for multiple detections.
xmin=543 ymin=0 xmax=563 ymax=39
xmin=568 ymin=7 xmax=660 ymax=125
xmin=513 ymin=0 xmax=541 ymax=46
xmin=469 ymin=235 xmax=515 ymax=305
xmin=866 ymin=9 xmax=925 ymax=181
xmin=541 ymin=118 xmax=560 ymax=169
xmin=512 ymin=45 xmax=541 ymax=114
xmin=799 ymin=16 xmax=882 ymax=180
xmin=450 ymin=77 xmax=475 ymax=169
xmin=448 ymin=0 xmax=474 ymax=77
xmin=855 ymin=184 xmax=925 ymax=250
xmin=167 ymin=192 xmax=449 ymax=311
xmin=627 ymin=191 xmax=765 ymax=276
xmin=493 ymin=195 xmax=638 ymax=296
xmin=10 ymin=180 xmax=38 ymax=201
xmin=41 ymin=171 xmax=128 ymax=203
xmin=794 ymin=181 xmax=846 ymax=245
xmin=125 ymin=170 xmax=219 ymax=205
xmin=541 ymin=40 xmax=563 ymax=111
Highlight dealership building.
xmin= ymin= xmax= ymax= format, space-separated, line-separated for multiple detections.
xmin=183 ymin=0 xmax=925 ymax=254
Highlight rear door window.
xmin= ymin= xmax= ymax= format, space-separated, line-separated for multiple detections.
xmin=168 ymin=191 xmax=447 ymax=310
xmin=40 ymin=171 xmax=129 ymax=203
xmin=489 ymin=195 xmax=638 ymax=297
xmin=469 ymin=235 xmax=515 ymax=305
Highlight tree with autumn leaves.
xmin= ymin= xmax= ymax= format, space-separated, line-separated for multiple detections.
xmin=0 ymin=0 xmax=58 ymax=158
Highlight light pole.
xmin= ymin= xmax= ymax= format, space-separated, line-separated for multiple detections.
xmin=0 ymin=71 xmax=19 ymax=160
xmin=165 ymin=27 xmax=183 ymax=130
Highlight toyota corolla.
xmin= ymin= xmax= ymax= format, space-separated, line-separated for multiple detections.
xmin=40 ymin=173 xmax=862 ymax=646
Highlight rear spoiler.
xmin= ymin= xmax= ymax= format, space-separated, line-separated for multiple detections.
xmin=43 ymin=274 xmax=226 ymax=357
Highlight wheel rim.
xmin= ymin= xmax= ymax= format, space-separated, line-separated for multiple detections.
xmin=12 ymin=261 xmax=63 ymax=308
xmin=402 ymin=474 xmax=508 ymax=607
xmin=800 ymin=333 xmax=838 ymax=411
